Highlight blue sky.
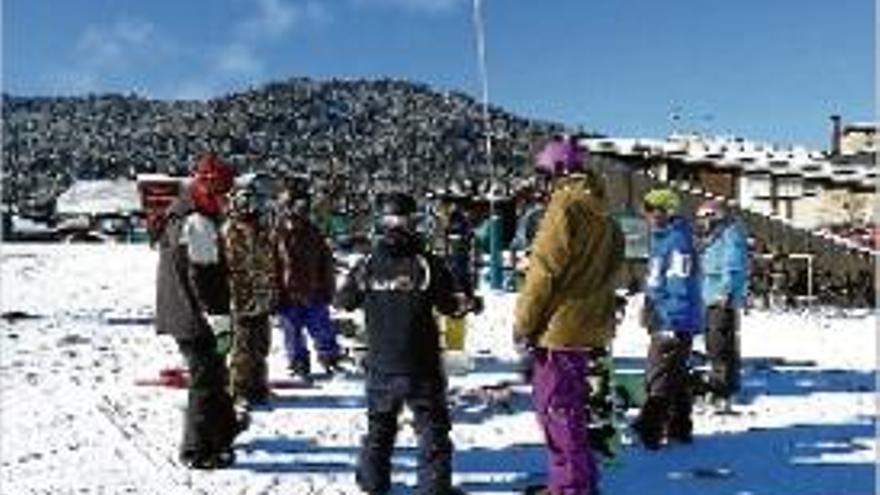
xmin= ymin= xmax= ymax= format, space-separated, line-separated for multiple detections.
xmin=3 ymin=0 xmax=874 ymax=149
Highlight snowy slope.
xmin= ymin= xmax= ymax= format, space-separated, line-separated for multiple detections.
xmin=1 ymin=244 xmax=876 ymax=494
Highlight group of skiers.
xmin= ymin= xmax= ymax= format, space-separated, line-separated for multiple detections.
xmin=153 ymin=135 xmax=749 ymax=495
xmin=154 ymin=153 xmax=346 ymax=469
xmin=513 ymin=135 xmax=748 ymax=495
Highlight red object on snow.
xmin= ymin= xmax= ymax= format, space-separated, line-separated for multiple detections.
xmin=134 ymin=366 xmax=189 ymax=388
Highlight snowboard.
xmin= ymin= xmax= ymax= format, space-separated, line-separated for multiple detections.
xmin=134 ymin=367 xmax=320 ymax=389
xmin=585 ymin=347 xmax=621 ymax=465
xmin=449 ymin=380 xmax=521 ymax=415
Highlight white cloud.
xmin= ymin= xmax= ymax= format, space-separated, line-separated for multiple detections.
xmin=240 ymin=0 xmax=297 ymax=38
xmin=353 ymin=0 xmax=465 ymax=14
xmin=75 ymin=19 xmax=171 ymax=71
xmin=204 ymin=0 xmax=330 ymax=85
xmin=214 ymin=43 xmax=264 ymax=75
xmin=239 ymin=0 xmax=330 ymax=40
xmin=52 ymin=18 xmax=177 ymax=95
xmin=56 ymin=1 xmax=331 ymax=98
xmin=172 ymin=80 xmax=219 ymax=101
xmin=50 ymin=71 xmax=101 ymax=95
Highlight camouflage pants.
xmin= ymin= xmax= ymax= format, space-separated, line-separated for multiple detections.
xmin=229 ymin=314 xmax=272 ymax=402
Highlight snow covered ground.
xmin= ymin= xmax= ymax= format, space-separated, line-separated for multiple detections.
xmin=1 ymin=243 xmax=876 ymax=495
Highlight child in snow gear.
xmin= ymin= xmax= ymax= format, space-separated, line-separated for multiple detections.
xmin=441 ymin=201 xmax=475 ymax=349
xmin=224 ymin=174 xmax=278 ymax=407
xmin=275 ymin=175 xmax=344 ymax=379
xmin=697 ymin=199 xmax=748 ymax=411
xmin=514 ymin=136 xmax=625 ymax=495
xmin=335 ymin=191 xmax=473 ymax=495
xmin=632 ymin=188 xmax=703 ymax=449
xmin=154 ymin=153 xmax=245 ymax=469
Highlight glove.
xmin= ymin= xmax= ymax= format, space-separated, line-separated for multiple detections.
xmin=204 ymin=314 xmax=233 ymax=355
xmin=204 ymin=314 xmax=232 ymax=334
xmin=451 ymin=293 xmax=470 ymax=318
xmin=215 ymin=330 xmax=233 ymax=356
xmin=469 ymin=295 xmax=485 ymax=315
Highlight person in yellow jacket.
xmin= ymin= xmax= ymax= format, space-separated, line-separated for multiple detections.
xmin=513 ymin=135 xmax=625 ymax=495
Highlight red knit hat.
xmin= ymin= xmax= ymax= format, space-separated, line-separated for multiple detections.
xmin=193 ymin=153 xmax=235 ymax=193
xmin=190 ymin=153 xmax=235 ymax=215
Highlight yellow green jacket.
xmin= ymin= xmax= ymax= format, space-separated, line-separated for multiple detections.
xmin=514 ymin=173 xmax=624 ymax=350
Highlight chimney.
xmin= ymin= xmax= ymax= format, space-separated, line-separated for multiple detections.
xmin=830 ymin=114 xmax=842 ymax=158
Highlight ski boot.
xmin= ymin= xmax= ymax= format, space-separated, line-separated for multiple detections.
xmin=318 ymin=353 xmax=353 ymax=376
xmin=180 ymin=448 xmax=236 ymax=470
xmin=288 ymin=358 xmax=312 ymax=381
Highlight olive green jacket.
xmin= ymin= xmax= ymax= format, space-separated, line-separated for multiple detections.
xmin=514 ymin=173 xmax=624 ymax=349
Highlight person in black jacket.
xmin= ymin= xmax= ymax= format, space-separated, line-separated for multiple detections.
xmin=335 ymin=192 xmax=472 ymax=495
xmin=154 ymin=153 xmax=246 ymax=469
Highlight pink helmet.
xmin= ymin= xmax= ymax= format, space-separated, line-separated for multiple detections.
xmin=535 ymin=135 xmax=584 ymax=175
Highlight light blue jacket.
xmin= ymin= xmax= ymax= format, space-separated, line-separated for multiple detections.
xmin=700 ymin=219 xmax=749 ymax=307
xmin=645 ymin=216 xmax=703 ymax=334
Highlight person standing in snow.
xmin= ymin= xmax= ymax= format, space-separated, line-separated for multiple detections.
xmin=513 ymin=135 xmax=624 ymax=495
xmin=223 ymin=174 xmax=278 ymax=409
xmin=335 ymin=191 xmax=473 ymax=495
xmin=275 ymin=174 xmax=345 ymax=379
xmin=696 ymin=199 xmax=748 ymax=411
xmin=437 ymin=196 xmax=478 ymax=354
xmin=154 ymin=152 xmax=245 ymax=469
xmin=632 ymin=188 xmax=703 ymax=449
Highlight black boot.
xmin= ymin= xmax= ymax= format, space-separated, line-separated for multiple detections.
xmin=632 ymin=396 xmax=668 ymax=450
xmin=318 ymin=353 xmax=350 ymax=375
xmin=288 ymin=358 xmax=311 ymax=379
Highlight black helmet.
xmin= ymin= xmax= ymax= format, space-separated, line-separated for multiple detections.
xmin=377 ymin=192 xmax=417 ymax=232
xmin=379 ymin=192 xmax=417 ymax=217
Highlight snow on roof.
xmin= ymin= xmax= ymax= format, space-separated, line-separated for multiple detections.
xmin=843 ymin=122 xmax=878 ymax=131
xmin=632 ymin=138 xmax=666 ymax=156
xmin=11 ymin=216 xmax=55 ymax=234
xmin=800 ymin=160 xmax=833 ymax=180
xmin=829 ymin=165 xmax=863 ymax=185
xmin=56 ymin=179 xmax=141 ymax=216
xmin=741 ymin=154 xmax=772 ymax=174
xmin=580 ymin=137 xmax=617 ymax=153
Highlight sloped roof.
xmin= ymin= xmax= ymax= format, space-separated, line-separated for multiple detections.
xmin=56 ymin=179 xmax=141 ymax=216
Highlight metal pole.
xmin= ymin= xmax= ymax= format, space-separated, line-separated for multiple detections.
xmin=472 ymin=0 xmax=503 ymax=290
xmin=473 ymin=0 xmax=493 ymax=181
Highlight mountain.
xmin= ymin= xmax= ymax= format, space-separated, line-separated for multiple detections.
xmin=2 ymin=77 xmax=571 ymax=210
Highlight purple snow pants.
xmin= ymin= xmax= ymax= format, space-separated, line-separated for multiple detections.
xmin=531 ymin=348 xmax=599 ymax=495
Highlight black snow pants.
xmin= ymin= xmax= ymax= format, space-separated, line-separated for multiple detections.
xmin=635 ymin=332 xmax=694 ymax=445
xmin=357 ymin=369 xmax=453 ymax=495
xmin=176 ymin=334 xmax=238 ymax=459
xmin=705 ymin=304 xmax=741 ymax=400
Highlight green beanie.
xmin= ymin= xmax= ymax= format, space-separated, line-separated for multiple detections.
xmin=643 ymin=188 xmax=680 ymax=212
